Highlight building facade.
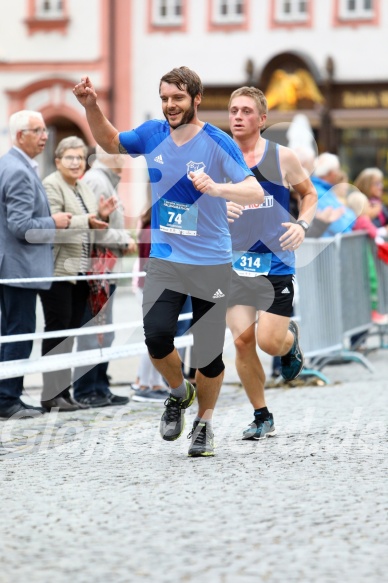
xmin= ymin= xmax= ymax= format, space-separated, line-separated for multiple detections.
xmin=0 ymin=0 xmax=136 ymax=216
xmin=1 ymin=0 xmax=388 ymax=220
xmin=131 ymin=0 xmax=388 ymax=181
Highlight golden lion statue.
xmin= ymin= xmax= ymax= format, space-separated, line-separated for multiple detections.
xmin=266 ymin=69 xmax=324 ymax=110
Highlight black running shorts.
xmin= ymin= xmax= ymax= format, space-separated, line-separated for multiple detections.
xmin=228 ymin=271 xmax=294 ymax=317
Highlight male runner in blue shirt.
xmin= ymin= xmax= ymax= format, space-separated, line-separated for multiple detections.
xmin=73 ymin=67 xmax=263 ymax=457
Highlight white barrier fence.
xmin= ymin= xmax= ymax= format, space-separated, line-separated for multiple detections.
xmin=0 ymin=272 xmax=193 ymax=381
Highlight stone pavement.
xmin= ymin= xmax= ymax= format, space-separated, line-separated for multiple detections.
xmin=0 ymin=288 xmax=387 ymax=583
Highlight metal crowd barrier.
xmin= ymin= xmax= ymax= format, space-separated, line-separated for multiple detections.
xmin=339 ymin=232 xmax=373 ymax=338
xmin=295 ymin=236 xmax=343 ymax=357
xmin=1 ymin=233 xmax=386 ymax=384
xmin=374 ymin=239 xmax=388 ymax=315
xmin=295 ymin=232 xmax=377 ymax=375
xmin=370 ymin=238 xmax=388 ymax=349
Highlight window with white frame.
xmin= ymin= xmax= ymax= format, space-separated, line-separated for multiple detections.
xmin=35 ymin=0 xmax=65 ymax=19
xmin=151 ymin=0 xmax=183 ymax=26
xmin=338 ymin=0 xmax=375 ymax=20
xmin=274 ymin=0 xmax=309 ymax=23
xmin=212 ymin=0 xmax=245 ymax=24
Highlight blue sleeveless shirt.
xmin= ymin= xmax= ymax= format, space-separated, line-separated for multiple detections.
xmin=229 ymin=140 xmax=295 ymax=276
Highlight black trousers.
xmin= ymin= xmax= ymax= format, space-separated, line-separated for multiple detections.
xmin=0 ymin=285 xmax=38 ymax=403
xmin=39 ymin=280 xmax=89 ymax=400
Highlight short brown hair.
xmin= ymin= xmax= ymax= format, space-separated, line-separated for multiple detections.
xmin=228 ymin=86 xmax=268 ymax=116
xmin=159 ymin=66 xmax=204 ymax=100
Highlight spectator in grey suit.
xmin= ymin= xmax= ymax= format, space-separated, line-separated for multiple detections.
xmin=0 ymin=110 xmax=71 ymax=419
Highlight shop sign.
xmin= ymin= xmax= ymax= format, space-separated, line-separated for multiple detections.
xmin=342 ymin=91 xmax=388 ymax=108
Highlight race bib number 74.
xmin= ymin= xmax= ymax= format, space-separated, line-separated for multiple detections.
xmin=158 ymin=199 xmax=198 ymax=236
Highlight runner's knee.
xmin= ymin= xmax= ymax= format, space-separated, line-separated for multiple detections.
xmin=234 ymin=334 xmax=256 ymax=354
xmin=258 ymin=337 xmax=284 ymax=356
xmin=198 ymin=354 xmax=224 ymax=378
xmin=145 ymin=335 xmax=174 ymax=359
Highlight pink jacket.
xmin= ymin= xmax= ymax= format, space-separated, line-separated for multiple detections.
xmin=352 ymin=215 xmax=378 ymax=239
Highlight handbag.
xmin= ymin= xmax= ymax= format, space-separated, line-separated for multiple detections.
xmin=87 ymin=246 xmax=118 ymax=343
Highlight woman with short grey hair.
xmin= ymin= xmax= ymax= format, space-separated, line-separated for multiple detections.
xmin=54 ymin=136 xmax=88 ymax=160
xmin=39 ymin=136 xmax=116 ymax=412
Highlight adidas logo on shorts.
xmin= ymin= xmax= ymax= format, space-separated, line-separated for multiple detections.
xmin=212 ymin=289 xmax=225 ymax=299
xmin=281 ymin=287 xmax=290 ymax=294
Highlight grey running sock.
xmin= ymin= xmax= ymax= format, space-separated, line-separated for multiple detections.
xmin=170 ymin=380 xmax=187 ymax=400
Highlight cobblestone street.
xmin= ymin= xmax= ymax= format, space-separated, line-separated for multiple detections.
xmin=0 ymin=334 xmax=387 ymax=583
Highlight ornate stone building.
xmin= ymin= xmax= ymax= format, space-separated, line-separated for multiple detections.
xmin=1 ymin=0 xmax=388 ymax=217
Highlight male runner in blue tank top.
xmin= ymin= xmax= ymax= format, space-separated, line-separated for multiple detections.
xmin=226 ymin=87 xmax=317 ymax=440
xmin=73 ymin=69 xmax=263 ymax=457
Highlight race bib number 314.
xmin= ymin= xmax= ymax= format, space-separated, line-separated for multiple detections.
xmin=232 ymin=251 xmax=272 ymax=277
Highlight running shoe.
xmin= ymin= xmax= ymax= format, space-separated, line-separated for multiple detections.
xmin=281 ymin=320 xmax=304 ymax=381
xmin=242 ymin=412 xmax=277 ymax=440
xmin=187 ymin=420 xmax=214 ymax=457
xmin=160 ymin=381 xmax=196 ymax=441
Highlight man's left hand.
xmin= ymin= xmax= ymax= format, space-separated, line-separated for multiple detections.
xmin=279 ymin=222 xmax=305 ymax=250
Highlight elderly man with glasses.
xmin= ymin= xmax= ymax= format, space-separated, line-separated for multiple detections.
xmin=0 ymin=109 xmax=71 ymax=419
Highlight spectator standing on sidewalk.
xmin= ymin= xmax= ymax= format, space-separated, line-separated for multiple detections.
xmin=347 ymin=191 xmax=388 ymax=325
xmin=73 ymin=68 xmax=263 ymax=457
xmin=73 ymin=145 xmax=136 ymax=407
xmin=353 ymin=167 xmax=388 ymax=228
xmin=312 ymin=153 xmax=356 ymax=237
xmin=0 ymin=110 xmax=71 ymax=419
xmin=226 ymin=87 xmax=317 ymax=440
xmin=39 ymin=136 xmax=116 ymax=412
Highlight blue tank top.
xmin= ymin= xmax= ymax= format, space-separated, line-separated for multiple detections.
xmin=229 ymin=140 xmax=295 ymax=275
xmin=119 ymin=120 xmax=253 ymax=265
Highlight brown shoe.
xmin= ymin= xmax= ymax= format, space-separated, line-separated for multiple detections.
xmin=63 ymin=395 xmax=89 ymax=410
xmin=41 ymin=397 xmax=80 ymax=412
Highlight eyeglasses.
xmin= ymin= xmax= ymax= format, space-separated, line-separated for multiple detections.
xmin=61 ymin=155 xmax=86 ymax=164
xmin=21 ymin=127 xmax=49 ymax=136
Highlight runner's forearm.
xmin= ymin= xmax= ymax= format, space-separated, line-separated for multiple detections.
xmin=85 ymin=103 xmax=120 ymax=154
xmin=219 ymin=176 xmax=264 ymax=205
